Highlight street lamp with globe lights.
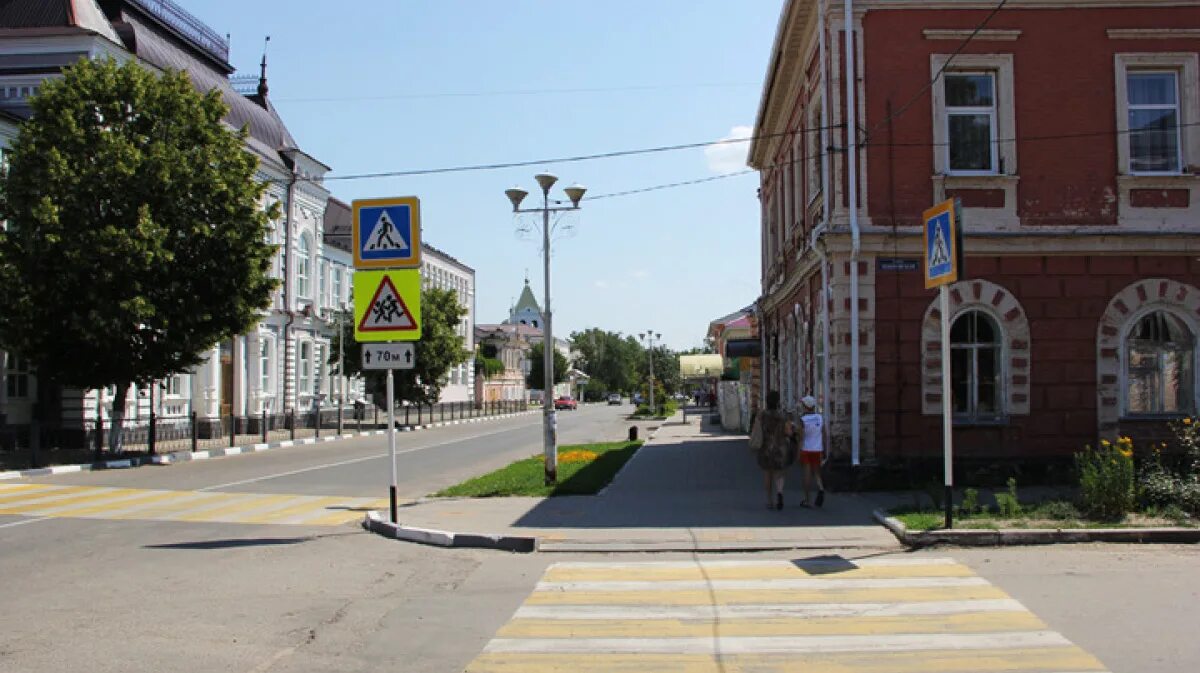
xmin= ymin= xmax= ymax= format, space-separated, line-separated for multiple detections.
xmin=639 ymin=331 xmax=661 ymax=414
xmin=505 ymin=173 xmax=586 ymax=485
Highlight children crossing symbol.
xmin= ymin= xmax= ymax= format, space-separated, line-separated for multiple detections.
xmin=359 ymin=275 xmax=417 ymax=332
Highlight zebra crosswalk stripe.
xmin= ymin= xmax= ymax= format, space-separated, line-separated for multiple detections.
xmin=0 ymin=484 xmax=375 ymax=527
xmin=465 ymin=558 xmax=1110 ymax=673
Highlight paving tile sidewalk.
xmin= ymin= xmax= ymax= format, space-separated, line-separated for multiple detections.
xmin=387 ymin=412 xmax=905 ymax=551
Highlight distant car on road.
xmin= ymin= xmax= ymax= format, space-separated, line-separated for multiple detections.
xmin=553 ymin=396 xmax=578 ymax=410
xmin=607 ymin=393 xmax=622 ymax=405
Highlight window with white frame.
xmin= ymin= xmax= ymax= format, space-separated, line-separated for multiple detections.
xmin=1115 ymin=53 xmax=1199 ymax=179
xmin=297 ymin=235 xmax=312 ymax=299
xmin=950 ymin=310 xmax=1003 ymax=420
xmin=1125 ymin=310 xmax=1195 ymax=415
xmin=945 ymin=73 xmax=997 ymax=174
xmin=260 ymin=339 xmax=273 ymax=394
xmin=930 ymin=54 xmax=1016 ymax=178
xmin=332 ymin=268 xmax=343 ymax=307
xmin=298 ymin=342 xmax=312 ymax=395
xmin=164 ymin=375 xmax=184 ymax=396
xmin=319 ymin=260 xmax=327 ymax=306
xmin=6 ymin=354 xmax=29 ymax=398
xmin=1127 ymin=71 xmax=1182 ymax=174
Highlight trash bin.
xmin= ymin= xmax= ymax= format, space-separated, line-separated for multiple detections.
xmin=354 ymin=400 xmax=366 ymax=420
xmin=628 ymin=426 xmax=639 ymax=442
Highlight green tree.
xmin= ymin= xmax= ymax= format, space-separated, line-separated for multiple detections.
xmin=0 ymin=58 xmax=278 ymax=452
xmin=526 ymin=342 xmax=568 ymax=390
xmin=570 ymin=328 xmax=641 ymax=394
xmin=332 ymin=287 xmax=469 ymax=406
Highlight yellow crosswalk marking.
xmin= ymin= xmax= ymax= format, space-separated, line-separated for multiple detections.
xmin=0 ymin=484 xmax=373 ymax=527
xmin=168 ymin=493 xmax=299 ymax=522
xmin=466 ymin=559 xmax=1110 ymax=673
xmin=0 ymin=487 xmax=137 ymax=514
xmin=231 ymin=496 xmax=351 ymax=524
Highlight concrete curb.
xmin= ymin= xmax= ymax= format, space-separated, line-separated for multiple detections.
xmin=873 ymin=508 xmax=1200 ymax=546
xmin=0 ymin=410 xmax=539 ymax=481
xmin=362 ymin=510 xmax=537 ymax=553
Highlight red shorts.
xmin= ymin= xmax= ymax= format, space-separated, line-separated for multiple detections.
xmin=799 ymin=451 xmax=822 ymax=467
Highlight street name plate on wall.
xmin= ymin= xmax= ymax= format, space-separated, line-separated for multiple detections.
xmin=362 ymin=343 xmax=416 ymax=370
xmin=877 ymin=258 xmax=919 ymax=272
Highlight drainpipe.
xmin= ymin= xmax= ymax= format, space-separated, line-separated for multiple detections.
xmin=283 ymin=164 xmax=298 ymax=413
xmin=844 ymin=0 xmax=862 ymax=466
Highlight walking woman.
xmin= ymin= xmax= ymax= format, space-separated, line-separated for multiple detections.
xmin=798 ymin=395 xmax=826 ymax=507
xmin=748 ymin=390 xmax=795 ymax=510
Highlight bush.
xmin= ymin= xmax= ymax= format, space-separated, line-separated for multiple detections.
xmin=1139 ymin=467 xmax=1182 ymax=509
xmin=1037 ymin=500 xmax=1080 ymax=521
xmin=1180 ymin=481 xmax=1200 ymax=516
xmin=994 ymin=478 xmax=1023 ymax=518
xmin=1075 ymin=437 xmax=1136 ymax=520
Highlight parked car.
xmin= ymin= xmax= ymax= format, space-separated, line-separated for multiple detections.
xmin=607 ymin=393 xmax=622 ymax=405
xmin=553 ymin=396 xmax=578 ymax=410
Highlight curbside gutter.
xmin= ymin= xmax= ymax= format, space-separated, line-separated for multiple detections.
xmin=874 ymin=508 xmax=1200 ymax=547
xmin=0 ymin=410 xmax=540 ymax=481
xmin=362 ymin=510 xmax=537 ymax=553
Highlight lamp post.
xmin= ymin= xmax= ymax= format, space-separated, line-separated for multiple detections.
xmin=639 ymin=331 xmax=661 ymax=413
xmin=505 ymin=174 xmax=586 ymax=485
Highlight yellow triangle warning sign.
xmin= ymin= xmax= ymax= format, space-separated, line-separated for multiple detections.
xmin=359 ymin=275 xmax=417 ymax=332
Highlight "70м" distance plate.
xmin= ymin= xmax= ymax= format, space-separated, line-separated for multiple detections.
xmin=362 ymin=343 xmax=415 ymax=370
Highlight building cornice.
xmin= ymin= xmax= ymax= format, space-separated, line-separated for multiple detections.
xmin=923 ymin=28 xmax=1022 ymax=40
xmin=1107 ymin=28 xmax=1200 ymax=39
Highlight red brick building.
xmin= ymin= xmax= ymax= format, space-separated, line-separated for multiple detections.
xmin=748 ymin=0 xmax=1200 ymax=469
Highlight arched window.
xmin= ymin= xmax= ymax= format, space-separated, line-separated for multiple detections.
xmin=951 ymin=310 xmax=1002 ymax=420
xmin=297 ymin=235 xmax=312 ymax=299
xmin=1126 ymin=310 xmax=1195 ymax=415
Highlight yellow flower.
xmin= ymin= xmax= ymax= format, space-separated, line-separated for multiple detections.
xmin=1184 ymin=418 xmax=1193 ymax=426
xmin=558 ymin=449 xmax=598 ymax=464
xmin=1118 ymin=448 xmax=1133 ymax=459
xmin=1101 ymin=439 xmax=1111 ymax=447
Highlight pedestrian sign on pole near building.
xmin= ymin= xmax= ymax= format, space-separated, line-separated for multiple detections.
xmin=353 ymin=269 xmax=422 ymax=342
xmin=352 ymin=197 xmax=421 ymax=269
xmin=922 ymin=198 xmax=962 ymax=289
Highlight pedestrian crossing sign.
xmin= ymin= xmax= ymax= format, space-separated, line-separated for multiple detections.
xmin=922 ymin=198 xmax=961 ymax=289
xmin=352 ymin=196 xmax=421 ymax=269
xmin=353 ymin=269 xmax=422 ymax=342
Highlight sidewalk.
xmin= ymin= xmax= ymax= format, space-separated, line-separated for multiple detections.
xmin=379 ymin=412 xmax=906 ymax=552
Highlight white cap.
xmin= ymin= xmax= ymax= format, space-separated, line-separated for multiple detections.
xmin=801 ymin=395 xmax=817 ymax=410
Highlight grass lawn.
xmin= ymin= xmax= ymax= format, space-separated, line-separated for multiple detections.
xmin=434 ymin=440 xmax=643 ymax=497
xmin=891 ymin=501 xmax=1196 ymax=531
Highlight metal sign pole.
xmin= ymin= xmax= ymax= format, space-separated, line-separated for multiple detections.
xmin=387 ymin=368 xmax=397 ymax=523
xmin=940 ymin=284 xmax=953 ymax=529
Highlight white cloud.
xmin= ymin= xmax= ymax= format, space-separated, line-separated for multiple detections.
xmin=593 ymin=280 xmax=609 ymax=289
xmin=630 ymin=269 xmax=650 ymax=279
xmin=704 ymin=125 xmax=752 ymax=174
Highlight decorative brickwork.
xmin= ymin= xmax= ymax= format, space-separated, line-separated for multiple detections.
xmin=921 ymin=280 xmax=1031 ymax=416
xmin=1095 ymin=279 xmax=1200 ymax=440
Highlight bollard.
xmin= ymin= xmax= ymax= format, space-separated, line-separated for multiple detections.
xmin=315 ymin=405 xmax=321 ymax=439
xmin=628 ymin=426 xmax=639 ymax=442
xmin=229 ymin=414 xmax=236 ymax=448
xmin=95 ymin=413 xmax=105 ymax=462
xmin=29 ymin=419 xmax=40 ymax=469
xmin=148 ymin=411 xmax=157 ymax=456
xmin=290 ymin=409 xmax=297 ymax=440
xmin=190 ymin=411 xmax=198 ymax=453
xmin=262 ymin=409 xmax=268 ymax=443
xmin=337 ymin=404 xmax=343 ymax=435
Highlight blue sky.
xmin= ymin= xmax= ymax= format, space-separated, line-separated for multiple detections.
xmin=183 ymin=0 xmax=781 ymax=351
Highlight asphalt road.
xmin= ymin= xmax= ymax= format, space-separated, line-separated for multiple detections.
xmin=2 ymin=405 xmax=1197 ymax=672
xmin=7 ymin=402 xmax=639 ymax=500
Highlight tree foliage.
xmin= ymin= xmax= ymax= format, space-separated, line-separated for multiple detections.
xmin=333 ymin=287 xmax=469 ymax=406
xmin=0 ymin=58 xmax=278 ymax=450
xmin=570 ymin=328 xmax=641 ymax=394
xmin=525 ymin=342 xmax=569 ymax=390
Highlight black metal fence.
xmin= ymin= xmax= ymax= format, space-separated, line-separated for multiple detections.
xmin=0 ymin=399 xmax=530 ymax=471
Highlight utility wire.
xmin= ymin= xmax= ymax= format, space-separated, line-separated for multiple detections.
xmin=862 ymin=0 xmax=1009 ymax=142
